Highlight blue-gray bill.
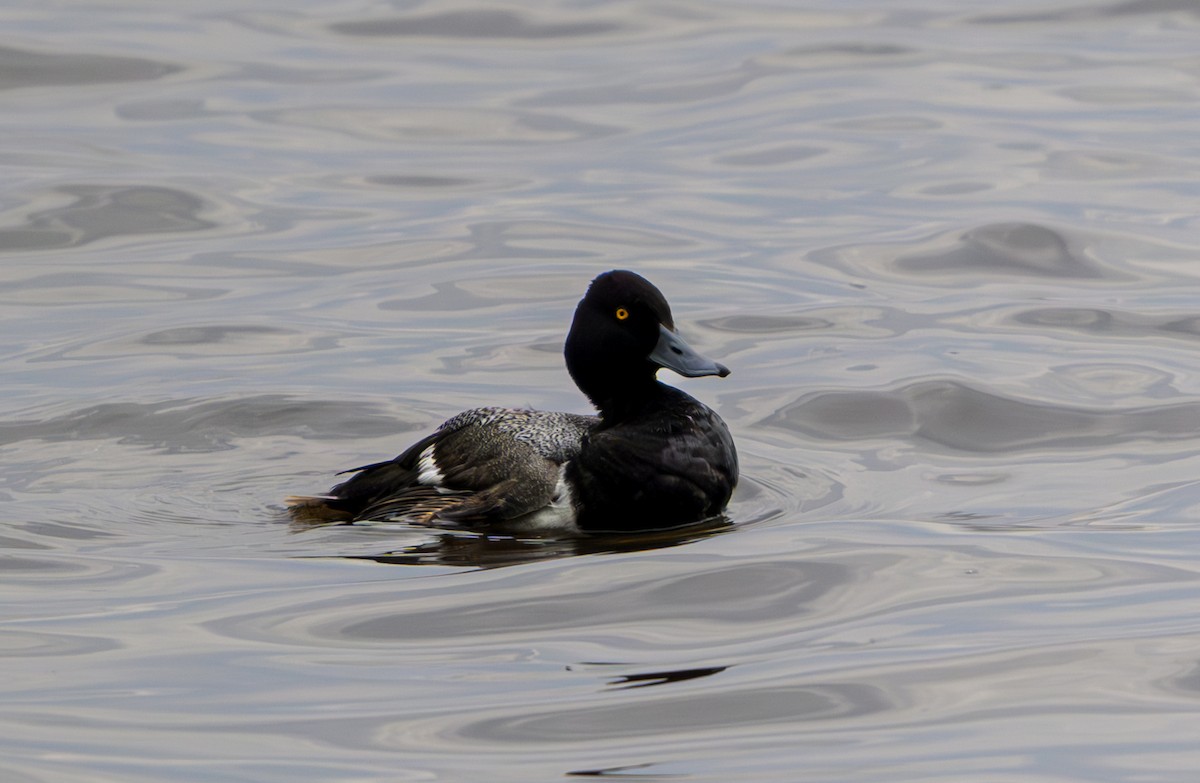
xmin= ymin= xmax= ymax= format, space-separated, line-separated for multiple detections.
xmin=648 ymin=324 xmax=730 ymax=378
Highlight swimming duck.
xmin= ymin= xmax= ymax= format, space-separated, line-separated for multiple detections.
xmin=288 ymin=270 xmax=737 ymax=533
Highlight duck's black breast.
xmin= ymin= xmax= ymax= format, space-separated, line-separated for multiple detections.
xmin=565 ymin=384 xmax=738 ymax=532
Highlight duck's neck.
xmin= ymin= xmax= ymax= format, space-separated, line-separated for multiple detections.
xmin=586 ymin=375 xmax=670 ymax=425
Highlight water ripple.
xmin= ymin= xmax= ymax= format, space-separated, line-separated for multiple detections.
xmin=0 ymin=396 xmax=420 ymax=452
xmin=6 ymin=0 xmax=1200 ymax=779
xmin=330 ymin=9 xmax=628 ymax=40
xmin=0 ymin=45 xmax=179 ymax=90
xmin=0 ymin=185 xmax=215 ymax=253
xmin=452 ymin=682 xmax=891 ymax=744
xmin=209 ymin=558 xmax=852 ymax=651
xmin=766 ymin=378 xmax=1200 ymax=454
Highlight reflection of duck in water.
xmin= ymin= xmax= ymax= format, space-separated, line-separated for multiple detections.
xmin=288 ymin=270 xmax=737 ymax=533
xmin=352 ymin=519 xmax=735 ymax=569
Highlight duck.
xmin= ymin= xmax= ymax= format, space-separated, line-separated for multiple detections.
xmin=287 ymin=270 xmax=737 ymax=533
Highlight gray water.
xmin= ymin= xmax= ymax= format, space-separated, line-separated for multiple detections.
xmin=5 ymin=1 xmax=1200 ymax=780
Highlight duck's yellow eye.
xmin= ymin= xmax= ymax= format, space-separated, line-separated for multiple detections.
xmin=615 ymin=307 xmax=630 ymax=321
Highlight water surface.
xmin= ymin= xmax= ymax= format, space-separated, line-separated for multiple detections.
xmin=4 ymin=1 xmax=1200 ymax=781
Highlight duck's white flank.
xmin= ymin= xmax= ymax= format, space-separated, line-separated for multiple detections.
xmin=416 ymin=444 xmax=443 ymax=486
xmin=516 ymin=466 xmax=579 ymax=532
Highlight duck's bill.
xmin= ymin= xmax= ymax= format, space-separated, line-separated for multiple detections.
xmin=649 ymin=324 xmax=730 ymax=378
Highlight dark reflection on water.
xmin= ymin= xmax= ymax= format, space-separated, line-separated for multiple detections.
xmin=0 ymin=396 xmax=418 ymax=452
xmin=141 ymin=325 xmax=295 ymax=347
xmin=331 ymin=10 xmax=626 ymax=39
xmin=230 ymin=63 xmax=384 ymax=85
xmin=769 ymin=379 xmax=1200 ymax=453
xmin=434 ymin=220 xmax=687 ymax=263
xmin=1013 ymin=307 xmax=1200 ymax=343
xmin=0 ymin=46 xmax=178 ymax=90
xmin=367 ymin=175 xmax=481 ymax=190
xmin=0 ymin=273 xmax=226 ymax=306
xmin=971 ymin=0 xmax=1200 ymax=24
xmin=716 ymin=145 xmax=824 ymax=167
xmin=14 ymin=521 xmax=119 ymax=543
xmin=114 ymin=97 xmax=214 ymax=122
xmin=523 ymin=64 xmax=768 ymax=108
xmin=604 ymin=665 xmax=728 ymax=690
xmin=895 ymin=223 xmax=1110 ymax=280
xmin=811 ymin=221 xmax=1154 ymax=286
xmin=2 ymin=554 xmax=89 ymax=574
xmin=702 ymin=313 xmax=832 ymax=334
xmin=332 ymin=560 xmax=843 ymax=642
xmin=567 ymin=763 xmax=659 ymax=778
xmin=340 ymin=519 xmax=736 ymax=569
xmin=253 ymin=105 xmax=624 ymax=144
xmin=0 ymin=630 xmax=120 ymax=658
xmin=0 ymin=185 xmax=214 ymax=251
xmin=378 ymin=280 xmax=515 ymax=312
xmin=1165 ymin=660 xmax=1200 ymax=696
xmin=461 ymin=682 xmax=891 ymax=742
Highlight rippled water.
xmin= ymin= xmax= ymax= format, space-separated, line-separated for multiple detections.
xmin=5 ymin=0 xmax=1200 ymax=780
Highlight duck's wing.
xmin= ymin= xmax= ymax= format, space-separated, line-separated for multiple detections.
xmin=352 ymin=440 xmax=563 ymax=526
xmin=290 ymin=408 xmax=594 ymax=527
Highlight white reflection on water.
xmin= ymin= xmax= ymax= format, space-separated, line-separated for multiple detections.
xmin=3 ymin=0 xmax=1200 ymax=781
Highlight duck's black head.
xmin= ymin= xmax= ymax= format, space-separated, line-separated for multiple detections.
xmin=565 ymin=270 xmax=729 ymax=413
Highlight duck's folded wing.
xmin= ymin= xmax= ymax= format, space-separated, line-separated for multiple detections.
xmin=289 ymin=407 xmax=589 ymax=526
xmin=338 ymin=425 xmax=566 ymax=524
